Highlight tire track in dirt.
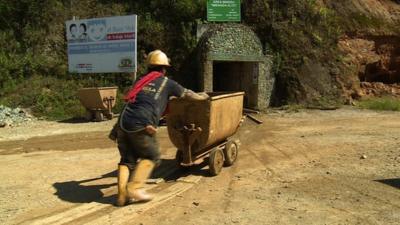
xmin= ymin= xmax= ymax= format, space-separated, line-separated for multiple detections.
xmin=324 ymin=176 xmax=400 ymax=209
xmin=328 ymin=202 xmax=382 ymax=224
xmin=221 ymin=161 xmax=240 ymax=214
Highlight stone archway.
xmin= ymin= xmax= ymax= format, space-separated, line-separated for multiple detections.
xmin=196 ymin=24 xmax=274 ymax=110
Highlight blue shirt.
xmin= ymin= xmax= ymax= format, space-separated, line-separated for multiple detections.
xmin=120 ymin=75 xmax=185 ymax=132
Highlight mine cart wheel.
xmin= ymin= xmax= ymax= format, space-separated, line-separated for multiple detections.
xmin=84 ymin=110 xmax=93 ymax=121
xmin=94 ymin=111 xmax=104 ymax=122
xmin=223 ymin=141 xmax=238 ymax=167
xmin=209 ymin=149 xmax=224 ymax=176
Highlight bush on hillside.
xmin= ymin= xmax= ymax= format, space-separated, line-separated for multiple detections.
xmin=1 ymin=0 xmax=399 ymax=119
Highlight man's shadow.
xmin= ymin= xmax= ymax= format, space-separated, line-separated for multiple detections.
xmin=375 ymin=178 xmax=400 ymax=189
xmin=53 ymin=170 xmax=117 ymax=204
xmin=53 ymin=158 xmax=213 ymax=205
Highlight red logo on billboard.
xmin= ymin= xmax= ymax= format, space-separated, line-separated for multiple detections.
xmin=107 ymin=32 xmax=135 ymax=41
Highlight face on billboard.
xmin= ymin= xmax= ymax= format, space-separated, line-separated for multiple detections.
xmin=68 ymin=23 xmax=87 ymax=40
xmin=88 ymin=20 xmax=107 ymax=42
xmin=79 ymin=24 xmax=86 ymax=34
xmin=69 ymin=24 xmax=78 ymax=37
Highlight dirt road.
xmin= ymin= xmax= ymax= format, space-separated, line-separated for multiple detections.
xmin=0 ymin=108 xmax=399 ymax=225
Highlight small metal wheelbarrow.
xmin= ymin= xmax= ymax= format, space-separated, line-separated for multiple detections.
xmin=77 ymin=87 xmax=118 ymax=121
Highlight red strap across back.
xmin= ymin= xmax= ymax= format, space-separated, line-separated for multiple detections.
xmin=124 ymin=71 xmax=163 ymax=103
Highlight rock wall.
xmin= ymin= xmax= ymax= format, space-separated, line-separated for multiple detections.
xmin=301 ymin=0 xmax=400 ymax=105
xmin=338 ymin=35 xmax=400 ymax=99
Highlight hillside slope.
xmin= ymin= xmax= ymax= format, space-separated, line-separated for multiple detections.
xmin=244 ymin=0 xmax=400 ymax=106
xmin=0 ymin=0 xmax=399 ymax=118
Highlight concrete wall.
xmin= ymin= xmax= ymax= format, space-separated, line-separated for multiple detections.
xmin=259 ymin=57 xmax=274 ymax=109
xmin=196 ymin=24 xmax=274 ymax=110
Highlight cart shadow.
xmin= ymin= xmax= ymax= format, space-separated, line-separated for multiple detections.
xmin=57 ymin=117 xmax=90 ymax=124
xmin=52 ymin=159 xmax=182 ymax=205
xmin=164 ymin=159 xmax=214 ymax=181
xmin=375 ymin=178 xmax=400 ymax=189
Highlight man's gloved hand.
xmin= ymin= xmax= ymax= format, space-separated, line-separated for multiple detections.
xmin=182 ymin=90 xmax=209 ymax=101
xmin=197 ymin=92 xmax=209 ymax=99
xmin=145 ymin=125 xmax=157 ymax=135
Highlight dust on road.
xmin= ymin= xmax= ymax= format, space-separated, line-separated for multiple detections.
xmin=0 ymin=108 xmax=399 ymax=225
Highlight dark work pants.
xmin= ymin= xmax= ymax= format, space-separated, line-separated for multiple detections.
xmin=116 ymin=128 xmax=160 ymax=170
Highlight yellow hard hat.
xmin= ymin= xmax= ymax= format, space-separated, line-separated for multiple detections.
xmin=147 ymin=50 xmax=171 ymax=67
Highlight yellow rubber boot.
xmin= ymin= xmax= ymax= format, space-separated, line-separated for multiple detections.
xmin=127 ymin=159 xmax=155 ymax=202
xmin=116 ymin=165 xmax=130 ymax=206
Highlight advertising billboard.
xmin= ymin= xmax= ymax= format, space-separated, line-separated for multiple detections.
xmin=66 ymin=15 xmax=137 ymax=73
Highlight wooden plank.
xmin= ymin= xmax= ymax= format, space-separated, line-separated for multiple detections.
xmin=246 ymin=114 xmax=263 ymax=124
xmin=243 ymin=108 xmax=260 ymax=114
xmin=26 ymin=174 xmax=201 ymax=225
xmin=86 ymin=176 xmax=202 ymax=225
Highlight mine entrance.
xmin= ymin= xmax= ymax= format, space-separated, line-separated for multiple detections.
xmin=213 ymin=61 xmax=258 ymax=108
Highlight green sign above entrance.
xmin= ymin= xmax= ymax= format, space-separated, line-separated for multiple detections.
xmin=207 ymin=0 xmax=241 ymax=22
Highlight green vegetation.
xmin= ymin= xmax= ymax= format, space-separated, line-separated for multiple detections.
xmin=0 ymin=0 xmax=206 ymax=120
xmin=0 ymin=0 xmax=399 ymax=119
xmin=330 ymin=2 xmax=398 ymax=34
xmin=0 ymin=75 xmax=126 ymax=120
xmin=357 ymin=97 xmax=400 ymax=111
xmin=243 ymin=0 xmax=343 ymax=105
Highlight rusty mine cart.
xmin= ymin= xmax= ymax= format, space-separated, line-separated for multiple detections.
xmin=167 ymin=92 xmax=244 ymax=175
xmin=77 ymin=87 xmax=118 ymax=122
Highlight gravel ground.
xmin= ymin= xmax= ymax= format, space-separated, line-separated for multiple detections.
xmin=0 ymin=107 xmax=399 ymax=225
